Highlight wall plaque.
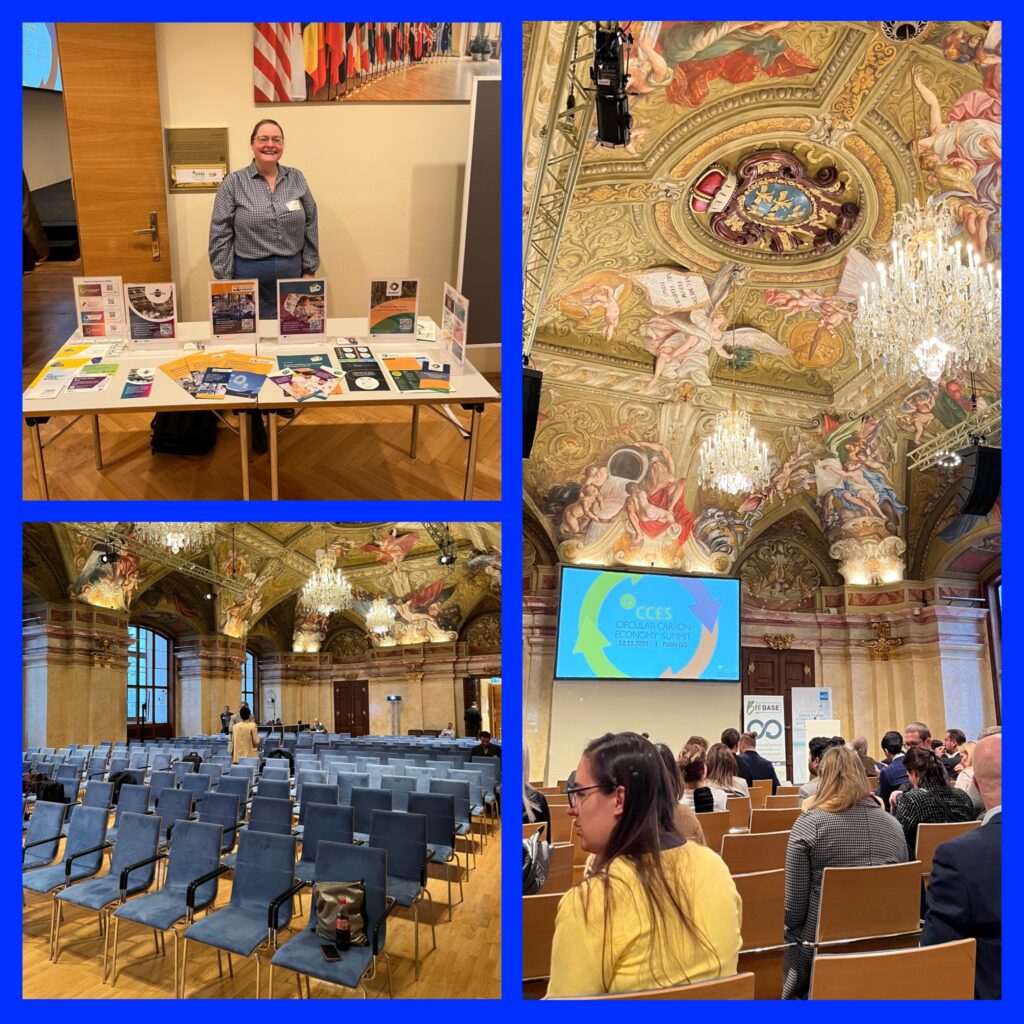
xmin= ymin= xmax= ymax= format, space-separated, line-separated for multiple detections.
xmin=165 ymin=127 xmax=229 ymax=193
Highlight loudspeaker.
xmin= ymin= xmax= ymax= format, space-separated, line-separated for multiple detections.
xmin=523 ymin=367 xmax=543 ymax=459
xmin=955 ymin=445 xmax=1000 ymax=515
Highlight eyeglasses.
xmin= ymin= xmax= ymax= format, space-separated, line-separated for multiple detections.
xmin=255 ymin=136 xmax=284 ymax=145
xmin=565 ymin=783 xmax=606 ymax=809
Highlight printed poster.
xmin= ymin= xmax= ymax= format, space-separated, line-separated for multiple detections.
xmin=369 ymin=278 xmax=418 ymax=336
xmin=72 ymin=275 xmax=126 ymax=338
xmin=742 ymin=694 xmax=787 ymax=779
xmin=790 ymin=688 xmax=833 ymax=785
xmin=209 ymin=279 xmax=258 ymax=339
xmin=124 ymin=283 xmax=177 ymax=342
xmin=440 ymin=282 xmax=468 ymax=374
xmin=277 ymin=278 xmax=326 ymax=339
xmin=121 ymin=367 xmax=155 ymax=399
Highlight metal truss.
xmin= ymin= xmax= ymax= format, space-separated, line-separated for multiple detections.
xmin=522 ymin=21 xmax=596 ymax=360
xmin=907 ymin=398 xmax=1002 ymax=471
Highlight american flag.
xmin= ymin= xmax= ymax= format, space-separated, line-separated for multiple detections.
xmin=253 ymin=23 xmax=305 ymax=102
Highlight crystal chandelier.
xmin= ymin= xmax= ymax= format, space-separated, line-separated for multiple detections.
xmin=855 ymin=201 xmax=1001 ymax=383
xmin=698 ymin=395 xmax=773 ymax=495
xmin=135 ymin=522 xmax=216 ymax=555
xmin=365 ymin=597 xmax=397 ymax=636
xmin=298 ymin=548 xmax=352 ymax=615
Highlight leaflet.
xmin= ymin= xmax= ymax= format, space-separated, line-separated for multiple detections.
xmin=73 ymin=275 xmax=125 ymax=338
xmin=276 ymin=353 xmax=333 ymax=374
xmin=125 ymin=282 xmax=177 ymax=341
xmin=26 ymin=367 xmax=74 ymax=400
xmin=121 ymin=367 xmax=155 ymax=399
xmin=381 ymin=355 xmax=451 ymax=393
xmin=335 ymin=352 xmax=392 ymax=394
xmin=369 ymin=279 xmax=418 ymax=335
xmin=269 ymin=373 xmax=325 ymax=401
xmin=196 ymin=366 xmax=232 ymax=399
xmin=209 ymin=279 xmax=258 ymax=339
xmin=69 ymin=363 xmax=118 ymax=392
xmin=440 ymin=282 xmax=468 ymax=374
xmin=277 ymin=278 xmax=326 ymax=339
xmin=222 ymin=353 xmax=274 ymax=400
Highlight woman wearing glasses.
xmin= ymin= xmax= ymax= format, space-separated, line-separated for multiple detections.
xmin=209 ymin=119 xmax=320 ymax=321
xmin=547 ymin=732 xmax=741 ymax=996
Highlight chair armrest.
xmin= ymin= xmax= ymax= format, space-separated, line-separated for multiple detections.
xmin=371 ymin=895 xmax=398 ymax=955
xmin=186 ymin=863 xmax=231 ymax=913
xmin=65 ymin=841 xmax=113 ymax=881
xmin=22 ymin=833 xmax=66 ymax=862
xmin=119 ymin=851 xmax=168 ymax=898
xmin=267 ymin=878 xmax=309 ymax=935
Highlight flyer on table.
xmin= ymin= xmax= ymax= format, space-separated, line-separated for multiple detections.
xmin=369 ymin=278 xmax=418 ymax=335
xmin=125 ymin=282 xmax=177 ymax=340
xmin=277 ymin=278 xmax=326 ymax=338
xmin=209 ymin=279 xmax=258 ymax=339
xmin=441 ymin=282 xmax=468 ymax=374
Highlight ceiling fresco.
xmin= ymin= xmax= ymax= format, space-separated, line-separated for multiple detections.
xmin=523 ymin=21 xmax=1001 ymax=588
xmin=23 ymin=523 xmax=501 ymax=648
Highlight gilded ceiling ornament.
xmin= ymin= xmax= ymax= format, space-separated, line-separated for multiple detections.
xmin=743 ymin=541 xmax=822 ymax=601
xmin=860 ymin=620 xmax=904 ymax=660
xmin=830 ymin=40 xmax=898 ymax=118
xmin=464 ymin=613 xmax=501 ymax=650
xmin=763 ymin=633 xmax=796 ymax=650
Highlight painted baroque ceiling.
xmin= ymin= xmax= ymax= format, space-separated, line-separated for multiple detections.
xmin=523 ymin=21 xmax=1001 ymax=592
xmin=23 ymin=523 xmax=502 ymax=649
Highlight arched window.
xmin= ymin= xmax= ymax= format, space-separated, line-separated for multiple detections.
xmin=242 ymin=649 xmax=258 ymax=710
xmin=127 ymin=625 xmax=173 ymax=735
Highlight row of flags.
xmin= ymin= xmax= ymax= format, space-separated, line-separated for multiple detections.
xmin=254 ymin=22 xmax=458 ymax=103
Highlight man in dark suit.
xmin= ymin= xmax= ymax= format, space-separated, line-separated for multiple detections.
xmin=876 ymin=729 xmax=911 ymax=809
xmin=921 ymin=732 xmax=1001 ymax=999
xmin=736 ymin=731 xmax=780 ymax=794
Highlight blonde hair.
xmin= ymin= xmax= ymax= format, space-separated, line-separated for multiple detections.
xmin=811 ymin=746 xmax=873 ymax=813
xmin=958 ymin=740 xmax=976 ymax=770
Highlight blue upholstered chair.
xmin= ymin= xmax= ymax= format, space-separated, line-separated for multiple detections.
xmin=295 ymin=804 xmax=354 ymax=884
xmin=221 ymin=796 xmax=293 ymax=871
xmin=23 ymin=801 xmax=69 ymax=870
xmin=155 ymin=788 xmax=195 ymax=848
xmin=429 ymin=779 xmax=476 ymax=871
xmin=181 ymin=830 xmax=297 ymax=998
xmin=216 ymin=774 xmax=250 ymax=810
xmin=255 ymin=778 xmax=290 ymax=802
xmin=110 ymin=818 xmax=224 ymax=993
xmin=53 ymin=811 xmax=161 ymax=967
xmin=180 ymin=773 xmax=211 ymax=807
xmin=106 ymin=784 xmax=151 ymax=845
xmin=408 ymin=792 xmax=464 ymax=920
xmin=351 ymin=787 xmax=392 ymax=844
xmin=269 ymin=840 xmax=393 ymax=998
xmin=198 ymin=792 xmax=243 ymax=853
xmin=295 ymin=783 xmax=338 ymax=838
xmin=148 ymin=770 xmax=176 ymax=812
xmin=369 ymin=809 xmax=436 ymax=979
xmin=333 ymin=771 xmax=369 ymax=806
xmin=380 ymin=775 xmax=417 ymax=813
xmin=197 ymin=762 xmax=222 ymax=787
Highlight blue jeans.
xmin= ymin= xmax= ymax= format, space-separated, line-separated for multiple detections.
xmin=233 ymin=253 xmax=302 ymax=321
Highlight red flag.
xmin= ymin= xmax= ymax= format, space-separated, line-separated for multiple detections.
xmin=346 ymin=22 xmax=358 ymax=76
xmin=415 ymin=23 xmax=423 ymax=60
xmin=253 ymin=23 xmax=305 ymax=102
xmin=361 ymin=22 xmax=371 ymax=73
xmin=325 ymin=23 xmax=344 ymax=85
xmin=376 ymin=22 xmax=385 ymax=65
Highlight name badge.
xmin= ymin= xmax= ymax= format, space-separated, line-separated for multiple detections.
xmin=286 ymin=199 xmax=302 ymax=212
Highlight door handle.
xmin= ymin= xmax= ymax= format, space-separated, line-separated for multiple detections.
xmin=132 ymin=211 xmax=161 ymax=260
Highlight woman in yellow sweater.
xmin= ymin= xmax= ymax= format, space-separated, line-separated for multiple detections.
xmin=547 ymin=732 xmax=742 ymax=997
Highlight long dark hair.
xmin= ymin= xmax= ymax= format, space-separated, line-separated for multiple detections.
xmin=654 ymin=742 xmax=683 ymax=807
xmin=579 ymin=732 xmax=719 ymax=989
xmin=903 ymin=745 xmax=949 ymax=789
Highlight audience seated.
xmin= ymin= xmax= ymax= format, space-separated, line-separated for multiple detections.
xmin=952 ymin=740 xmax=984 ymax=816
xmin=523 ymin=742 xmax=551 ymax=834
xmin=720 ymin=728 xmax=753 ymax=787
xmin=921 ymin=733 xmax=1001 ymax=999
xmin=736 ymin=732 xmax=780 ymax=794
xmin=654 ymin=743 xmax=706 ymax=846
xmin=547 ymin=732 xmax=740 ymax=996
xmin=876 ymin=727 xmax=912 ymax=808
xmin=470 ymin=731 xmax=501 ymax=759
xmin=798 ymin=736 xmax=845 ymax=803
xmin=892 ymin=745 xmax=975 ymax=856
xmin=705 ymin=743 xmax=749 ymax=800
xmin=852 ymin=736 xmax=882 ymax=777
xmin=783 ymin=746 xmax=909 ymax=1000
xmin=677 ymin=744 xmax=723 ymax=812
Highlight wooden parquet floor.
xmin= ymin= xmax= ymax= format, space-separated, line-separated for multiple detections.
xmin=23 ymin=822 xmax=500 ymax=999
xmin=337 ymin=56 xmax=500 ymax=103
xmin=22 ymin=263 xmax=501 ymax=501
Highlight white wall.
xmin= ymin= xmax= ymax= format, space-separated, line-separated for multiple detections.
xmin=547 ymin=679 xmax=742 ymax=786
xmin=155 ymin=23 xmax=472 ymax=323
xmin=23 ymin=87 xmax=72 ymax=189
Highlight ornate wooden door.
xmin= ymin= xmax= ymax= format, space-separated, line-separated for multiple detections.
xmin=333 ymin=680 xmax=369 ymax=736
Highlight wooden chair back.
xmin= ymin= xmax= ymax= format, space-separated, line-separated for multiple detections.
xmin=721 ymin=830 xmax=790 ymax=875
xmin=750 ymin=807 xmax=801 ymax=833
xmin=733 ymin=869 xmax=785 ymax=951
xmin=916 ymin=820 xmax=981 ymax=879
xmin=695 ymin=809 xmax=731 ymax=854
xmin=809 ymin=939 xmax=976 ymax=1000
xmin=568 ymin=972 xmax=756 ymax=1000
xmin=750 ymin=778 xmax=773 ymax=794
xmin=549 ymin=809 xmax=574 ymax=844
xmin=816 ymin=861 xmax=922 ymax=946
xmin=725 ymin=796 xmax=751 ymax=831
xmin=538 ymin=842 xmax=574 ymax=895
xmin=776 ymin=785 xmax=800 ymax=796
xmin=523 ymin=821 xmax=547 ymax=843
xmin=749 ymin=788 xmax=768 ymax=810
xmin=523 ymin=892 xmax=562 ymax=983
xmin=765 ymin=794 xmax=801 ymax=809
xmin=537 ymin=786 xmax=561 ymax=795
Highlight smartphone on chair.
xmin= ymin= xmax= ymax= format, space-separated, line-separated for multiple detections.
xmin=320 ymin=943 xmax=341 ymax=962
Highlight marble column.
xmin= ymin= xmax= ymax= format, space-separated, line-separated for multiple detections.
xmin=176 ymin=635 xmax=247 ymax=735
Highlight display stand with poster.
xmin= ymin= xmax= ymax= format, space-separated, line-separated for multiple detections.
xmin=72 ymin=275 xmax=126 ymax=338
xmin=791 ymin=688 xmax=834 ymax=785
xmin=440 ymin=282 xmax=468 ymax=374
xmin=369 ymin=278 xmax=418 ymax=336
xmin=209 ymin=279 xmax=258 ymax=340
xmin=277 ymin=278 xmax=327 ymax=341
xmin=124 ymin=282 xmax=178 ymax=352
xmin=743 ymin=694 xmax=787 ymax=780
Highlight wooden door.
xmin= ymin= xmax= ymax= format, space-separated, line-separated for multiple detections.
xmin=56 ymin=24 xmax=171 ymax=279
xmin=488 ymin=681 xmax=502 ymax=742
xmin=333 ymin=680 xmax=369 ymax=736
xmin=741 ymin=648 xmax=815 ymax=782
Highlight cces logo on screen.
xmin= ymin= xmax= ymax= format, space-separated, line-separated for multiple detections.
xmin=619 ymin=593 xmax=673 ymax=620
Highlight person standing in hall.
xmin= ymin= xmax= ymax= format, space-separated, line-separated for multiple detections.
xmin=231 ymin=705 xmax=260 ymax=764
xmin=220 ymin=705 xmax=233 ymax=735
xmin=464 ymin=701 xmax=482 ymax=738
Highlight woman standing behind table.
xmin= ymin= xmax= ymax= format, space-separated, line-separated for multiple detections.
xmin=893 ymin=745 xmax=976 ymax=854
xmin=209 ymin=119 xmax=320 ymax=320
xmin=547 ymin=732 xmax=741 ymax=997
xmin=783 ymin=746 xmax=908 ymax=999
